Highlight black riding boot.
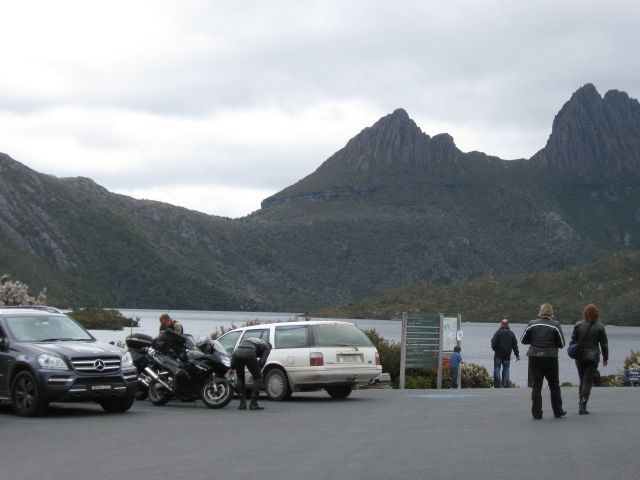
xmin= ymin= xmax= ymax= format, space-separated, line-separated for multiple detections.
xmin=249 ymin=384 xmax=263 ymax=410
xmin=579 ymin=397 xmax=589 ymax=415
xmin=238 ymin=385 xmax=247 ymax=410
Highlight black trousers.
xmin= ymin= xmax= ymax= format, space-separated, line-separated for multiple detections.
xmin=529 ymin=357 xmax=563 ymax=417
xmin=576 ymin=360 xmax=597 ymax=402
xmin=231 ymin=350 xmax=263 ymax=399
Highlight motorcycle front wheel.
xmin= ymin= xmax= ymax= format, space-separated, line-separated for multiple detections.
xmin=148 ymin=380 xmax=173 ymax=406
xmin=201 ymin=379 xmax=233 ymax=409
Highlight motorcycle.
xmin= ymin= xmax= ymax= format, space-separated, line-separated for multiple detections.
xmin=124 ymin=333 xmax=155 ymax=400
xmin=144 ymin=329 xmax=234 ymax=409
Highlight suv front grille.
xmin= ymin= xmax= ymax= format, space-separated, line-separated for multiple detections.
xmin=71 ymin=357 xmax=121 ymax=374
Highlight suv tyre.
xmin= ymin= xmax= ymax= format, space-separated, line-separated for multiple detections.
xmin=11 ymin=371 xmax=49 ymax=417
xmin=99 ymin=389 xmax=136 ymax=413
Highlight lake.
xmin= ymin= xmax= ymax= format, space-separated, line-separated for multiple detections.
xmin=90 ymin=309 xmax=640 ymax=388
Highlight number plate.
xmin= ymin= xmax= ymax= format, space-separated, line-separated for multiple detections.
xmin=90 ymin=385 xmax=113 ymax=391
xmin=337 ymin=354 xmax=363 ymax=363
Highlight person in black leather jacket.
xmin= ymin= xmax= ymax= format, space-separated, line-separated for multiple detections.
xmin=231 ymin=337 xmax=272 ymax=410
xmin=520 ymin=303 xmax=566 ymax=419
xmin=571 ymin=303 xmax=609 ymax=415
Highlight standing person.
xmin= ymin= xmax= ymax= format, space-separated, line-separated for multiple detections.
xmin=572 ymin=304 xmax=609 ymax=415
xmin=449 ymin=346 xmax=463 ymax=389
xmin=491 ymin=319 xmax=520 ymax=388
xmin=231 ymin=337 xmax=272 ymax=410
xmin=520 ymin=303 xmax=566 ymax=419
xmin=158 ymin=313 xmax=183 ymax=335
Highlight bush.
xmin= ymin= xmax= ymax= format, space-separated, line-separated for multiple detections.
xmin=461 ymin=363 xmax=493 ymax=388
xmin=364 ymin=329 xmax=401 ymax=384
xmin=623 ymin=350 xmax=640 ymax=369
xmin=68 ymin=308 xmax=139 ymax=330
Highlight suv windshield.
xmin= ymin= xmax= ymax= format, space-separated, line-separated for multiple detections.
xmin=5 ymin=315 xmax=94 ymax=342
xmin=315 ymin=324 xmax=373 ymax=347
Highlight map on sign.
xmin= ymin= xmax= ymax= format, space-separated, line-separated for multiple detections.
xmin=442 ymin=316 xmax=458 ymax=352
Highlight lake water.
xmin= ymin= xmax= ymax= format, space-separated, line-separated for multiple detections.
xmin=90 ymin=309 xmax=640 ymax=388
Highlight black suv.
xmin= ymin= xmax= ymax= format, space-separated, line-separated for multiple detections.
xmin=0 ymin=307 xmax=138 ymax=416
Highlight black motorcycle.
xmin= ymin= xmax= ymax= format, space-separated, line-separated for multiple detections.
xmin=144 ymin=329 xmax=234 ymax=409
xmin=124 ymin=333 xmax=155 ymax=400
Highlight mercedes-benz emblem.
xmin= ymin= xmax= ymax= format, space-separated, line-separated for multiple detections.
xmin=94 ymin=359 xmax=105 ymax=371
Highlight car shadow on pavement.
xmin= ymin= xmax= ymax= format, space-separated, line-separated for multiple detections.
xmin=0 ymin=402 xmax=127 ymax=418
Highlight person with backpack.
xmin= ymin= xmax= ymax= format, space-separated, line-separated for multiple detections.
xmin=491 ymin=319 xmax=520 ymax=388
xmin=571 ymin=304 xmax=609 ymax=415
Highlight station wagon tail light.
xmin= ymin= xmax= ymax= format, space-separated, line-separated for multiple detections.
xmin=310 ymin=352 xmax=324 ymax=366
xmin=375 ymin=352 xmax=381 ymax=365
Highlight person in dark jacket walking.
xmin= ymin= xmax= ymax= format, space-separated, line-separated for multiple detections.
xmin=520 ymin=303 xmax=566 ymax=419
xmin=231 ymin=337 xmax=272 ymax=410
xmin=571 ymin=303 xmax=609 ymax=415
xmin=491 ymin=319 xmax=520 ymax=388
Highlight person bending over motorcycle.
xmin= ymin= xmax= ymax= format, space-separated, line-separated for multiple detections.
xmin=231 ymin=338 xmax=271 ymax=410
xmin=159 ymin=313 xmax=183 ymax=335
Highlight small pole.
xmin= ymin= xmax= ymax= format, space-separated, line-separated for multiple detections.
xmin=457 ymin=313 xmax=462 ymax=390
xmin=437 ymin=313 xmax=444 ymax=389
xmin=400 ymin=312 xmax=407 ymax=390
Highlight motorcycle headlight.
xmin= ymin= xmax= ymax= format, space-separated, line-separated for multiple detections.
xmin=222 ymin=355 xmax=231 ymax=367
xmin=38 ymin=354 xmax=68 ymax=370
xmin=121 ymin=351 xmax=134 ymax=368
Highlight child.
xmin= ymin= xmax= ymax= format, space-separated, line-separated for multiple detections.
xmin=450 ymin=345 xmax=463 ymax=389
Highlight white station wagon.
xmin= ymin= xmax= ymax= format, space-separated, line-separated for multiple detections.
xmin=217 ymin=320 xmax=387 ymax=400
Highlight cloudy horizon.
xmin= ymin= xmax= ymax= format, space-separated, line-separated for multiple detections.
xmin=1 ymin=0 xmax=638 ymax=217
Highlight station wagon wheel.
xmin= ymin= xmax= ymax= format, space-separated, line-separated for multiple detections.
xmin=11 ymin=371 xmax=48 ymax=417
xmin=326 ymin=385 xmax=352 ymax=399
xmin=265 ymin=368 xmax=292 ymax=401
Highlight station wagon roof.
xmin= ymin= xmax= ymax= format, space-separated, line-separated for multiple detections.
xmin=228 ymin=320 xmax=355 ymax=331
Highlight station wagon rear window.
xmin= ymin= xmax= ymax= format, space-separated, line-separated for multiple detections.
xmin=274 ymin=325 xmax=309 ymax=348
xmin=314 ymin=324 xmax=373 ymax=347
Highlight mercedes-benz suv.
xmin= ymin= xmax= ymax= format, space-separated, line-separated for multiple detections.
xmin=0 ymin=307 xmax=138 ymax=416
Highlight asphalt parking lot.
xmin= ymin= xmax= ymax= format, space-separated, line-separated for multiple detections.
xmin=1 ymin=387 xmax=637 ymax=480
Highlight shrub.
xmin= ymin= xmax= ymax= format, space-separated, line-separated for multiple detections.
xmin=461 ymin=363 xmax=492 ymax=388
xmin=0 ymin=274 xmax=47 ymax=306
xmin=623 ymin=350 xmax=640 ymax=370
xmin=364 ymin=329 xmax=401 ymax=383
xmin=68 ymin=308 xmax=139 ymax=330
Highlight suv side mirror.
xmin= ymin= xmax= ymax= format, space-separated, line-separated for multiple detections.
xmin=0 ymin=336 xmax=6 ymax=350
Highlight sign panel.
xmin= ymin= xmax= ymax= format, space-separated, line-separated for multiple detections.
xmin=405 ymin=315 xmax=440 ymax=369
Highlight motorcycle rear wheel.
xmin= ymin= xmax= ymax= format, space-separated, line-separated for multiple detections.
xmin=201 ymin=379 xmax=233 ymax=409
xmin=148 ymin=380 xmax=172 ymax=406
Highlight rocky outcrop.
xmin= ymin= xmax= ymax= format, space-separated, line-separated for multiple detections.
xmin=530 ymin=84 xmax=640 ymax=176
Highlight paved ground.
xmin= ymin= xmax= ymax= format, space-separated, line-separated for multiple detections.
xmin=1 ymin=387 xmax=637 ymax=480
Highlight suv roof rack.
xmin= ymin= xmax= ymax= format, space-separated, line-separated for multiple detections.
xmin=0 ymin=305 xmax=64 ymax=314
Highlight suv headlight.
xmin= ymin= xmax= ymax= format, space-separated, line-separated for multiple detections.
xmin=37 ymin=354 xmax=68 ymax=370
xmin=121 ymin=351 xmax=134 ymax=368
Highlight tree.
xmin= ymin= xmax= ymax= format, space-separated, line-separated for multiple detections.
xmin=0 ymin=274 xmax=47 ymax=306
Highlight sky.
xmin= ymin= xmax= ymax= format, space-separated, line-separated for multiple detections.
xmin=0 ymin=0 xmax=639 ymax=218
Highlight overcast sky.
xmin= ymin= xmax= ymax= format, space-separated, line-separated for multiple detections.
xmin=1 ymin=1 xmax=638 ymax=217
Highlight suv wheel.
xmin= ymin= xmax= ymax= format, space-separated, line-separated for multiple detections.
xmin=99 ymin=389 xmax=136 ymax=413
xmin=11 ymin=371 xmax=49 ymax=417
xmin=325 ymin=385 xmax=352 ymax=399
xmin=265 ymin=368 xmax=292 ymax=401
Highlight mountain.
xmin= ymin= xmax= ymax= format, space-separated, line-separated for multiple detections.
xmin=1 ymin=84 xmax=640 ymax=312
xmin=531 ymin=84 xmax=640 ymax=176
xmin=314 ymin=251 xmax=640 ymax=326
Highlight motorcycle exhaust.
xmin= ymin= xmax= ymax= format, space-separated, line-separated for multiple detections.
xmin=144 ymin=367 xmax=175 ymax=393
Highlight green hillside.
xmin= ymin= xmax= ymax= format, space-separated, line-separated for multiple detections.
xmin=315 ymin=252 xmax=640 ymax=325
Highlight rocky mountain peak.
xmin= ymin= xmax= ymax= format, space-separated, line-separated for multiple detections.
xmin=530 ymin=84 xmax=640 ymax=176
